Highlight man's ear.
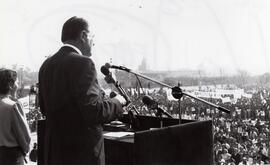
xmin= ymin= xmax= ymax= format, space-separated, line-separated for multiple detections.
xmin=80 ymin=30 xmax=88 ymax=43
xmin=8 ymin=83 xmax=15 ymax=92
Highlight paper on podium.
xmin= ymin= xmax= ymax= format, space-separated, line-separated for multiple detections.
xmin=103 ymin=132 xmax=134 ymax=138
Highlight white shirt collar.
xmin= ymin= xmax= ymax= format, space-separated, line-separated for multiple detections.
xmin=63 ymin=43 xmax=82 ymax=55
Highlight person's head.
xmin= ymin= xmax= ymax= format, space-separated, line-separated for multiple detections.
xmin=0 ymin=69 xmax=18 ymax=96
xmin=61 ymin=16 xmax=94 ymax=57
xmin=33 ymin=142 xmax=37 ymax=149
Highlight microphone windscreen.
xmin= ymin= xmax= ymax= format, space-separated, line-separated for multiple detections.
xmin=105 ymin=63 xmax=111 ymax=68
xmin=142 ymin=95 xmax=155 ymax=106
xmin=100 ymin=66 xmax=110 ymax=76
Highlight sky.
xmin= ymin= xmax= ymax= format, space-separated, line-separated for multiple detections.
xmin=0 ymin=0 xmax=270 ymax=76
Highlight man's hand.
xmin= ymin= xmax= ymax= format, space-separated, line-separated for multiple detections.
xmin=114 ymin=94 xmax=127 ymax=106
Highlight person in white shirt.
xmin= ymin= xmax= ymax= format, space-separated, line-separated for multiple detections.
xmin=0 ymin=68 xmax=31 ymax=165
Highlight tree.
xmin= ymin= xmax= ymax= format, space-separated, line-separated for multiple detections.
xmin=11 ymin=64 xmax=38 ymax=87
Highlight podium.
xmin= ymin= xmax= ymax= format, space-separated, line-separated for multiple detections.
xmin=133 ymin=120 xmax=213 ymax=165
xmin=38 ymin=116 xmax=213 ymax=165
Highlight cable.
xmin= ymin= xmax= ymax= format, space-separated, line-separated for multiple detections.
xmin=135 ymin=74 xmax=145 ymax=95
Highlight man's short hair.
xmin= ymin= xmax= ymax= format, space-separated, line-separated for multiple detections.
xmin=61 ymin=16 xmax=89 ymax=43
xmin=0 ymin=68 xmax=17 ymax=95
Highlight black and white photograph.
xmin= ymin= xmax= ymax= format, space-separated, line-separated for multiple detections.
xmin=0 ymin=0 xmax=270 ymax=165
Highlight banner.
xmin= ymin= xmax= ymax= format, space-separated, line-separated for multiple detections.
xmin=18 ymin=96 xmax=30 ymax=113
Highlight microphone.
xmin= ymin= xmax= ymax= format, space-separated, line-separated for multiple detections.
xmin=104 ymin=63 xmax=131 ymax=72
xmin=142 ymin=95 xmax=173 ymax=118
xmin=142 ymin=95 xmax=158 ymax=109
xmin=100 ymin=65 xmax=115 ymax=84
xmin=100 ymin=65 xmax=130 ymax=105
xmin=100 ymin=65 xmax=110 ymax=76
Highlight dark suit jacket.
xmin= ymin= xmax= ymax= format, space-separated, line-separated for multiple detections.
xmin=38 ymin=46 xmax=123 ymax=165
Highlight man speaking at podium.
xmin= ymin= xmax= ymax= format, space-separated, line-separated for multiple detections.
xmin=38 ymin=16 xmax=125 ymax=165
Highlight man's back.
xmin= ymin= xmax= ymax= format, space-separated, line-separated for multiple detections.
xmin=39 ymin=46 xmax=110 ymax=165
xmin=38 ymin=16 xmax=124 ymax=165
xmin=40 ymin=46 xmax=91 ymax=128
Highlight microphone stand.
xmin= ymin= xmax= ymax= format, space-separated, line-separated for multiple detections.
xmin=115 ymin=82 xmax=140 ymax=116
xmin=156 ymin=107 xmax=173 ymax=118
xmin=113 ymin=81 xmax=141 ymax=129
xmin=155 ymin=107 xmax=173 ymax=128
xmin=114 ymin=81 xmax=130 ymax=105
xmin=156 ymin=108 xmax=163 ymax=128
xmin=102 ymin=66 xmax=141 ymax=131
xmin=111 ymin=67 xmax=231 ymax=124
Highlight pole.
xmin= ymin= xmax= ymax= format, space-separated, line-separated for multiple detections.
xmin=126 ymin=69 xmax=230 ymax=114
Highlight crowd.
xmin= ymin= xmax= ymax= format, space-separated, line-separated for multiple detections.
xmin=24 ymin=86 xmax=270 ymax=164
xmin=126 ymin=87 xmax=270 ymax=165
xmin=25 ymin=108 xmax=43 ymax=132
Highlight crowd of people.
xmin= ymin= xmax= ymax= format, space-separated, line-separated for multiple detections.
xmin=23 ymin=84 xmax=270 ymax=164
xmin=125 ymin=87 xmax=270 ymax=165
